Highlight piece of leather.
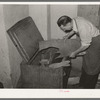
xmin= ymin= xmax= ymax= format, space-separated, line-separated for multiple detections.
xmin=39 ymin=39 xmax=81 ymax=58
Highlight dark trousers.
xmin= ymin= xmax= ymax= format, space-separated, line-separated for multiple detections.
xmin=79 ymin=68 xmax=99 ymax=89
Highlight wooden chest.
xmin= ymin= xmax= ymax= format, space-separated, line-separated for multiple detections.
xmin=7 ymin=16 xmax=80 ymax=88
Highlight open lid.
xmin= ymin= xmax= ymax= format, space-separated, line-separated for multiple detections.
xmin=7 ymin=16 xmax=44 ymax=63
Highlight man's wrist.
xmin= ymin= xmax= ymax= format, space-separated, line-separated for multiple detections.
xmin=74 ymin=51 xmax=78 ymax=55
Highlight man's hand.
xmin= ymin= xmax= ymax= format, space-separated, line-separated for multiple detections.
xmin=40 ymin=59 xmax=49 ymax=67
xmin=59 ymin=60 xmax=70 ymax=67
xmin=63 ymin=30 xmax=75 ymax=41
xmin=49 ymin=60 xmax=70 ymax=68
xmin=63 ymin=34 xmax=69 ymax=40
xmin=78 ymin=51 xmax=86 ymax=56
xmin=70 ymin=52 xmax=77 ymax=58
xmin=70 ymin=51 xmax=86 ymax=59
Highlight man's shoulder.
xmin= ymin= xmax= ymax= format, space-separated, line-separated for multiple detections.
xmin=74 ymin=16 xmax=90 ymax=25
xmin=74 ymin=17 xmax=90 ymax=29
xmin=74 ymin=16 xmax=85 ymax=21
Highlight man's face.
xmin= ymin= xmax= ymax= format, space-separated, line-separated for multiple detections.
xmin=60 ymin=22 xmax=73 ymax=33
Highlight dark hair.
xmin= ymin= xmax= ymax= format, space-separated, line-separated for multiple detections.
xmin=57 ymin=15 xmax=72 ymax=27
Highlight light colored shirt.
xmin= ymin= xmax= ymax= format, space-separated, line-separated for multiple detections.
xmin=72 ymin=17 xmax=100 ymax=46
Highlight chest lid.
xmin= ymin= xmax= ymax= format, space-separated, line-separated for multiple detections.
xmin=7 ymin=16 xmax=44 ymax=63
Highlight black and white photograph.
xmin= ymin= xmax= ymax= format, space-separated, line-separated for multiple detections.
xmin=1 ymin=3 xmax=100 ymax=91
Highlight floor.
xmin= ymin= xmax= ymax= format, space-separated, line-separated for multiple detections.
xmin=67 ymin=77 xmax=100 ymax=89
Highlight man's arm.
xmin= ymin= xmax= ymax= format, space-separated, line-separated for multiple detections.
xmin=70 ymin=45 xmax=89 ymax=58
xmin=70 ymin=23 xmax=92 ymax=58
xmin=74 ymin=45 xmax=89 ymax=55
xmin=49 ymin=61 xmax=70 ymax=68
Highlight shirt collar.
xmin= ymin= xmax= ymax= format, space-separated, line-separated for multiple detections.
xmin=72 ymin=19 xmax=78 ymax=33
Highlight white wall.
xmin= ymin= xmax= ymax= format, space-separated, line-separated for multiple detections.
xmin=78 ymin=5 xmax=100 ymax=28
xmin=0 ymin=5 xmax=12 ymax=88
xmin=51 ymin=5 xmax=78 ymax=39
xmin=29 ymin=5 xmax=78 ymax=40
xmin=3 ymin=5 xmax=29 ymax=87
xmin=29 ymin=5 xmax=48 ymax=40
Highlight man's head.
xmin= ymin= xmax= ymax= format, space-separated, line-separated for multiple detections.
xmin=57 ymin=15 xmax=73 ymax=33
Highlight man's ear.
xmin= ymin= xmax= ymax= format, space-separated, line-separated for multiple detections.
xmin=60 ymin=25 xmax=64 ymax=31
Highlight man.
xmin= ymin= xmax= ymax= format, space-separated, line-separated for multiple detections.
xmin=57 ymin=15 xmax=100 ymax=89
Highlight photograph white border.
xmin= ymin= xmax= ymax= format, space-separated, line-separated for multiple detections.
xmin=0 ymin=2 xmax=100 ymax=98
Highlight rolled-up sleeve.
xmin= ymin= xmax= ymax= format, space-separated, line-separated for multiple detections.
xmin=79 ymin=23 xmax=92 ymax=46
